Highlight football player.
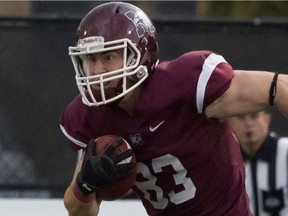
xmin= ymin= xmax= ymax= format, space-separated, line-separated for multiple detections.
xmin=60 ymin=2 xmax=288 ymax=216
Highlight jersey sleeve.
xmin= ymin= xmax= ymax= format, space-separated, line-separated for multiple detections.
xmin=59 ymin=94 xmax=91 ymax=151
xmin=195 ymin=52 xmax=233 ymax=113
xmin=156 ymin=50 xmax=234 ymax=114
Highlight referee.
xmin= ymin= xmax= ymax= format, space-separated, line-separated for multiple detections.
xmin=228 ymin=111 xmax=288 ymax=216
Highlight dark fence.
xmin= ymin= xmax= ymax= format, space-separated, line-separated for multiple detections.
xmin=1 ymin=17 xmax=288 ymax=198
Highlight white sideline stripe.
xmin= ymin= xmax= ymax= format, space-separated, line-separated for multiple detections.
xmin=196 ymin=53 xmax=227 ymax=113
xmin=0 ymin=199 xmax=146 ymax=216
xmin=60 ymin=124 xmax=87 ymax=148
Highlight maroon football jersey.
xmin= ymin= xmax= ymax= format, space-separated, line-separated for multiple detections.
xmin=60 ymin=50 xmax=252 ymax=215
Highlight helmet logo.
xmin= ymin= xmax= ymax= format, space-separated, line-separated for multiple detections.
xmin=124 ymin=10 xmax=155 ymax=38
xmin=77 ymin=36 xmax=104 ymax=48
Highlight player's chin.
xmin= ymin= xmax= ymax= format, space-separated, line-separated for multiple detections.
xmin=87 ymin=86 xmax=121 ymax=102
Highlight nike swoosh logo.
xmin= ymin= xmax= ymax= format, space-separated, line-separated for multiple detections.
xmin=149 ymin=120 xmax=165 ymax=132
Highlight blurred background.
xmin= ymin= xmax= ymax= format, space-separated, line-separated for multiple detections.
xmin=1 ymin=1 xmax=288 ymax=198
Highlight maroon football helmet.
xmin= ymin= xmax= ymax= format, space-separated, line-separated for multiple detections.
xmin=69 ymin=2 xmax=159 ymax=106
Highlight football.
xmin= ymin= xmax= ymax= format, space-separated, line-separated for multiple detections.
xmin=94 ymin=134 xmax=137 ymax=201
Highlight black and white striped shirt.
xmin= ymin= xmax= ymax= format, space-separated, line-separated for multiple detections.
xmin=243 ymin=133 xmax=288 ymax=216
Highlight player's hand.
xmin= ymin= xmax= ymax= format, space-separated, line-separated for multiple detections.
xmin=76 ymin=139 xmax=135 ymax=194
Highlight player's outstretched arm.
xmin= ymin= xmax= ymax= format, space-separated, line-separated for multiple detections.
xmin=206 ymin=70 xmax=288 ymax=118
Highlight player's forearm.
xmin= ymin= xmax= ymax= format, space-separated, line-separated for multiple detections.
xmin=64 ymin=183 xmax=99 ymax=216
xmin=274 ymin=73 xmax=288 ymax=118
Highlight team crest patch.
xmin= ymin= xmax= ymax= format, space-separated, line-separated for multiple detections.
xmin=129 ymin=133 xmax=144 ymax=148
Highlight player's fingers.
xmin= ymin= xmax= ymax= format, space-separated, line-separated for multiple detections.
xmin=105 ymin=138 xmax=123 ymax=155
xmin=116 ymin=162 xmax=136 ymax=178
xmin=114 ymin=149 xmax=133 ymax=164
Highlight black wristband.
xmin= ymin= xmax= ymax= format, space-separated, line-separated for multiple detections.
xmin=269 ymin=73 xmax=279 ymax=106
xmin=76 ymin=171 xmax=98 ymax=194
